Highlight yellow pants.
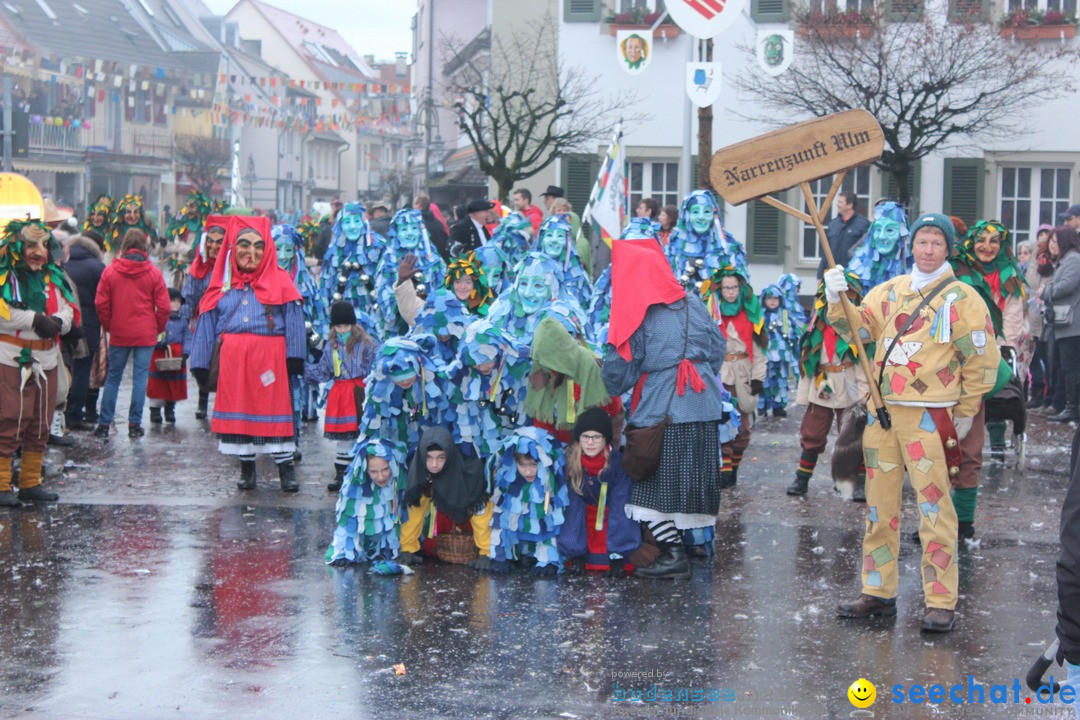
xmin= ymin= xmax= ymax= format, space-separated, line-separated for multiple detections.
xmin=861 ymin=404 xmax=959 ymax=610
xmin=398 ymin=496 xmax=493 ymax=555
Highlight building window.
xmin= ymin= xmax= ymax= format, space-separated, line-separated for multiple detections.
xmin=1006 ymin=0 xmax=1077 ymax=12
xmin=1000 ymin=166 xmax=1072 ymax=247
xmin=629 ymin=161 xmax=678 ymax=209
xmin=800 ymin=165 xmax=870 ymax=263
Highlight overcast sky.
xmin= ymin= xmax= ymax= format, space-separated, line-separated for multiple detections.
xmin=201 ymin=0 xmax=416 ymax=62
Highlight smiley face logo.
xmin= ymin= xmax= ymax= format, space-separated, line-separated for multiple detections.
xmin=848 ymin=678 xmax=876 ymax=708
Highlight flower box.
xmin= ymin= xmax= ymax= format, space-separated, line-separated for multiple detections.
xmin=798 ymin=23 xmax=875 ymax=39
xmin=998 ymin=24 xmax=1077 ymax=39
xmin=607 ymin=23 xmax=682 ymax=38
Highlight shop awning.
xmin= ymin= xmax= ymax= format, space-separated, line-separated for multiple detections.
xmin=14 ymin=160 xmax=86 ymax=175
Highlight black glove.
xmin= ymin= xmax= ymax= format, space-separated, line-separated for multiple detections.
xmin=31 ymin=312 xmax=59 ymax=339
xmin=286 ymin=357 xmax=304 ymax=377
xmin=1000 ymin=345 xmax=1015 ymax=363
xmin=191 ymin=368 xmax=209 ymax=386
xmin=750 ymin=379 xmax=764 ymax=396
xmin=63 ymin=324 xmax=84 ymax=341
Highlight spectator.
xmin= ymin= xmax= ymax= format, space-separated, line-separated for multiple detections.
xmin=64 ymin=233 xmax=106 ymax=430
xmin=636 ymin=198 xmax=659 ymax=220
xmin=94 ymin=228 xmax=171 ymax=439
xmin=369 ymin=204 xmax=392 ymax=238
xmin=1042 ymin=226 xmax=1080 ymax=422
xmin=658 ymin=204 xmax=678 ymax=246
xmin=817 ymin=191 xmax=871 ymax=278
xmin=413 ymin=194 xmax=450 ymax=260
xmin=1030 ymin=229 xmax=1056 ymax=410
xmin=512 ymin=188 xmax=543 ymax=236
xmin=449 ymin=200 xmax=494 ymax=258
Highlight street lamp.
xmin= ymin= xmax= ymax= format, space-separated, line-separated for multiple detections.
xmin=305 ymin=162 xmax=316 ymax=208
xmin=244 ymin=154 xmax=256 ymax=209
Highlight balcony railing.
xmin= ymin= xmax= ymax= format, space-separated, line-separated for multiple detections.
xmin=28 ymin=123 xmax=86 ymax=156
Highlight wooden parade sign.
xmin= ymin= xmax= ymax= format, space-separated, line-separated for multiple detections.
xmin=709 ymin=109 xmax=884 ymax=205
xmin=709 ymin=110 xmax=895 ymax=428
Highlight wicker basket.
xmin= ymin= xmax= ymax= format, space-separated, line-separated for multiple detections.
xmin=154 ymin=346 xmax=183 ymax=372
xmin=435 ymin=531 xmax=476 ymax=564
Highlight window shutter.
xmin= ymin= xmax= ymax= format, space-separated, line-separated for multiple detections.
xmin=562 ymin=153 xmax=599 ymax=239
xmin=564 ymin=0 xmax=602 ymax=22
xmin=690 ymin=154 xmax=699 ymax=190
xmin=881 ymin=161 xmax=922 ymax=217
xmin=747 ymin=199 xmax=784 ymax=263
xmin=943 ymin=158 xmax=985 ymax=227
xmin=751 ymin=0 xmax=789 ymax=22
xmin=949 ymin=0 xmax=988 ymax=22
xmin=885 ymin=0 xmax=924 ymax=20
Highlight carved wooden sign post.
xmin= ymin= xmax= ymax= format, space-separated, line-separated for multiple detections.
xmin=709 ymin=109 xmax=893 ymax=427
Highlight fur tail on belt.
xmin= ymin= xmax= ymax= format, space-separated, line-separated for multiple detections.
xmin=831 ymin=399 xmax=868 ymax=500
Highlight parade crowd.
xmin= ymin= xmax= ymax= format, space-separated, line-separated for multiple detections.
xmin=2 ymin=185 xmax=1080 ymax=651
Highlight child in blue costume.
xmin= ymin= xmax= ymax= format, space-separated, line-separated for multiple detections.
xmin=375 ymin=209 xmax=447 ymax=337
xmin=848 ymin=201 xmax=910 ymax=295
xmin=757 ymin=278 xmax=805 ymax=418
xmin=489 ymin=211 xmax=534 ymax=273
xmin=320 ymin=202 xmax=384 ymax=336
xmin=487 ymin=252 xmax=563 ymax=345
xmin=558 ymin=408 xmax=640 ymax=574
xmin=305 ymin=302 xmax=378 ymax=493
xmin=487 ymin=426 xmax=568 ymax=575
xmin=325 ymin=438 xmax=405 ymax=566
xmin=536 ymin=214 xmax=593 ymax=309
xmin=667 ymin=190 xmax=749 ymax=291
xmin=412 ymin=252 xmax=495 ymax=365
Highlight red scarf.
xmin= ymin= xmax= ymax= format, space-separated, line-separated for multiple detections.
xmin=198 ymin=216 xmax=302 ymax=314
xmin=720 ymin=309 xmax=756 ymax=362
xmin=607 ymin=239 xmax=686 ymax=361
xmin=985 ymin=268 xmax=1006 ymax=311
xmin=581 ymin=451 xmax=608 ymax=477
xmin=188 ymin=215 xmax=231 ymax=281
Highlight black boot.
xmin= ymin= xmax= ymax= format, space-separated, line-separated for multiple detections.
xmin=278 ymin=461 xmax=299 ymax=492
xmin=719 ymin=471 xmax=735 ymax=489
xmin=787 ymin=473 xmax=810 ymax=496
xmin=772 ymin=406 xmax=787 ymax=418
xmin=164 ymin=402 xmax=176 ymax=424
xmin=327 ymin=464 xmax=347 ymax=492
xmin=852 ymin=476 xmax=866 ymax=503
xmin=1050 ymin=377 xmax=1079 ymax=422
xmin=958 ymin=521 xmax=975 ymax=540
xmin=195 ymin=390 xmax=209 ymax=420
xmin=149 ymin=407 xmax=163 ymax=424
xmin=85 ymin=388 xmax=99 ymax=424
xmin=633 ymin=544 xmax=690 ymax=579
xmin=238 ymin=460 xmax=256 ymax=490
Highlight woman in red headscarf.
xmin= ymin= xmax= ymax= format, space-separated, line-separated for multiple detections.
xmin=601 ymin=222 xmax=727 ymax=579
xmin=183 ymin=215 xmax=229 ymax=419
xmin=189 ymin=216 xmax=305 ymax=492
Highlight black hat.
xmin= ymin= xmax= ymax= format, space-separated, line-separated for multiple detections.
xmin=572 ymin=407 xmax=613 ymax=445
xmin=167 ymin=287 xmax=184 ymax=304
xmin=466 ymin=199 xmax=496 ymax=214
xmin=1060 ymin=203 xmax=1080 ymax=222
xmin=330 ymin=301 xmax=356 ymax=326
xmin=540 ymin=185 xmax=565 ymax=198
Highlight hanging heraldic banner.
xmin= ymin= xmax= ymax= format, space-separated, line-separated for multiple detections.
xmin=666 ymin=0 xmax=747 ymax=38
xmin=756 ymin=30 xmax=794 ymax=77
xmin=616 ymin=30 xmax=654 ymax=76
xmin=686 ymin=62 xmax=723 ymax=107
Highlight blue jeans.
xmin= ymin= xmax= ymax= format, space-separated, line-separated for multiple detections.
xmin=98 ymin=345 xmax=154 ymax=426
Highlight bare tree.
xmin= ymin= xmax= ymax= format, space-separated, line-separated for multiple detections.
xmin=174 ymin=135 xmax=230 ymax=196
xmin=444 ymin=15 xmax=645 ymax=202
xmin=378 ymin=165 xmax=412 ymax=211
xmin=735 ymin=4 xmax=1080 ymax=207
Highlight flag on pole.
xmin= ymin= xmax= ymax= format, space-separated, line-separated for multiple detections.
xmin=583 ymin=125 xmax=627 ymax=248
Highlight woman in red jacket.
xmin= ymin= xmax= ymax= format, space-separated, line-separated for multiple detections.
xmin=94 ymin=228 xmax=171 ymax=438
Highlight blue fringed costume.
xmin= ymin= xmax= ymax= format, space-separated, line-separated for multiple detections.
xmin=319 ymin=202 xmax=384 ymax=335
xmin=375 ymin=209 xmax=447 ymax=337
xmin=487 ymin=427 xmax=568 ymax=573
xmin=535 ymin=215 xmax=593 ymax=309
xmin=666 ymin=190 xmax=749 ymax=291
xmin=325 ymin=438 xmax=405 ymax=565
xmin=757 ymin=276 xmax=805 ymax=415
xmin=848 ymin=201 xmax=910 ymax=295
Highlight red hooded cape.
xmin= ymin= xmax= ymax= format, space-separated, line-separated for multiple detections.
xmin=188 ymin=214 xmax=232 ymax=281
xmin=198 ymin=215 xmax=302 ymax=315
xmin=606 ymin=239 xmax=687 ymax=361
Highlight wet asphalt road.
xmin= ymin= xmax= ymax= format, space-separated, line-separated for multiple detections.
xmin=0 ymin=380 xmax=1075 ymax=720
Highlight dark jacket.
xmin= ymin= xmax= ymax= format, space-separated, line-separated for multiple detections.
xmin=817 ymin=212 xmax=872 ymax=278
xmin=448 ymin=216 xmax=488 ymax=259
xmin=95 ymin=250 xmax=171 ymax=347
xmin=1058 ymin=427 xmax=1080 ymax=663
xmin=422 ymin=209 xmax=449 ymax=262
xmin=65 ymin=236 xmax=106 ymax=350
xmin=557 ymin=449 xmax=641 ymax=561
